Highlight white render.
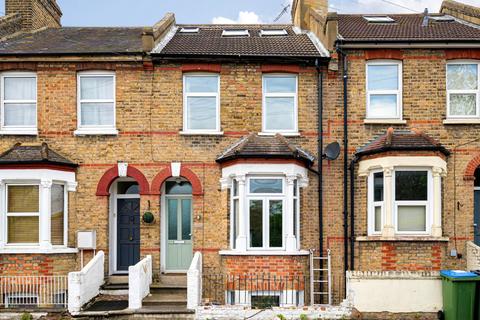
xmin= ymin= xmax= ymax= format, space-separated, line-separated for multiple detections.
xmin=171 ymin=162 xmax=181 ymax=177
xmin=187 ymin=251 xmax=202 ymax=309
xmin=68 ymin=251 xmax=105 ymax=315
xmin=128 ymin=255 xmax=153 ymax=310
xmin=346 ymin=271 xmax=442 ymax=313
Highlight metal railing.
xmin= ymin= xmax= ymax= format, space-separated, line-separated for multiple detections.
xmin=310 ymin=249 xmax=332 ymax=305
xmin=0 ymin=276 xmax=68 ymax=309
xmin=203 ymin=274 xmax=309 ymax=307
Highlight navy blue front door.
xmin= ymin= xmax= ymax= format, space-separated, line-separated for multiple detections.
xmin=475 ymin=191 xmax=480 ymax=246
xmin=117 ymin=198 xmax=140 ymax=271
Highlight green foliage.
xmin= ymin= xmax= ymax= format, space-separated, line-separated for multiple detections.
xmin=277 ymin=314 xmax=287 ymax=320
xmin=299 ymin=314 xmax=309 ymax=320
xmin=20 ymin=313 xmax=33 ymax=320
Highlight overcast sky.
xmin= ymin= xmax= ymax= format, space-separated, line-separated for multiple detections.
xmin=0 ymin=0 xmax=479 ymax=26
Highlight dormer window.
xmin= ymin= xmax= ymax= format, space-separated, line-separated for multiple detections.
xmin=363 ymin=16 xmax=395 ymax=23
xmin=180 ymin=27 xmax=199 ymax=33
xmin=260 ymin=29 xmax=287 ymax=36
xmin=222 ymin=30 xmax=249 ymax=37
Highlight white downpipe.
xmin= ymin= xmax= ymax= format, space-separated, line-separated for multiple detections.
xmin=187 ymin=251 xmax=202 ymax=309
xmin=68 ymin=250 xmax=105 ymax=315
xmin=128 ymin=255 xmax=153 ymax=310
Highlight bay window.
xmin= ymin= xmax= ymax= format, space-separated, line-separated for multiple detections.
xmin=447 ymin=61 xmax=479 ymax=118
xmin=362 ymin=157 xmax=444 ymax=238
xmin=76 ymin=71 xmax=117 ymax=135
xmin=0 ymin=72 xmax=37 ymax=134
xmin=183 ymin=74 xmax=220 ymax=133
xmin=262 ymin=75 xmax=298 ymax=134
xmin=366 ymin=61 xmax=402 ymax=120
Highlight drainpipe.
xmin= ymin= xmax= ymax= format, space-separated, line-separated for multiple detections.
xmin=315 ymin=58 xmax=324 ymax=302
xmin=349 ymin=157 xmax=357 ymax=270
xmin=337 ymin=43 xmax=349 ymax=288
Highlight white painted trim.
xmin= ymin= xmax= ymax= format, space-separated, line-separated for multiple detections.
xmin=443 ymin=119 xmax=480 ymax=124
xmin=364 ymin=119 xmax=407 ymax=125
xmin=0 ymin=247 xmax=78 ymax=254
xmin=358 ymin=156 xmax=447 ymax=176
xmin=171 ymin=162 xmax=181 ymax=177
xmin=262 ymin=74 xmax=298 ymax=134
xmin=366 ymin=60 xmax=403 ymax=120
xmin=183 ymin=73 xmax=221 ymax=133
xmin=118 ymin=163 xmax=128 ymax=177
xmin=76 ymin=71 xmax=117 ymax=134
xmin=0 ymin=71 xmax=38 ymax=134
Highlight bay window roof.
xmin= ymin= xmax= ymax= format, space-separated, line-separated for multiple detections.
xmin=216 ymin=133 xmax=315 ymax=166
xmin=356 ymin=127 xmax=450 ymax=159
xmin=0 ymin=143 xmax=77 ymax=168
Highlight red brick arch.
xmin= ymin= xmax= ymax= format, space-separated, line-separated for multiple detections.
xmin=96 ymin=165 xmax=150 ymax=196
xmin=464 ymin=154 xmax=480 ymax=180
xmin=151 ymin=166 xmax=203 ymax=196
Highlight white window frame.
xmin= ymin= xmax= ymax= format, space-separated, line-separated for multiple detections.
xmin=246 ymin=176 xmax=286 ymax=251
xmin=230 ymin=179 xmax=239 ymax=250
xmin=446 ymin=60 xmax=480 ymax=119
xmin=0 ymin=72 xmax=37 ymax=135
xmin=393 ymin=168 xmax=432 ymax=235
xmin=367 ymin=170 xmax=384 ymax=236
xmin=262 ymin=74 xmax=298 ymax=134
xmin=182 ymin=73 xmax=221 ymax=134
xmin=75 ymin=71 xmax=117 ymax=136
xmin=5 ymin=183 xmax=40 ymax=246
xmin=51 ymin=182 xmax=68 ymax=247
xmin=366 ymin=60 xmax=402 ymax=120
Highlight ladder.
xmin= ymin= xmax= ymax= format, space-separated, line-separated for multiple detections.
xmin=309 ymin=249 xmax=332 ymax=305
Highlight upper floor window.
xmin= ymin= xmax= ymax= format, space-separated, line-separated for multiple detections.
xmin=366 ymin=61 xmax=402 ymax=119
xmin=262 ymin=74 xmax=298 ymax=134
xmin=76 ymin=71 xmax=117 ymax=135
xmin=0 ymin=72 xmax=37 ymax=135
xmin=183 ymin=74 xmax=220 ymax=133
xmin=447 ymin=61 xmax=479 ymax=118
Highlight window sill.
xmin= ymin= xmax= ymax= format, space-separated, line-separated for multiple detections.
xmin=364 ymin=119 xmax=407 ymax=125
xmin=0 ymin=247 xmax=79 ymax=254
xmin=179 ymin=131 xmax=224 ymax=136
xmin=356 ymin=236 xmax=449 ymax=242
xmin=219 ymin=249 xmax=310 ymax=256
xmin=74 ymin=128 xmax=119 ymax=136
xmin=0 ymin=129 xmax=38 ymax=136
xmin=443 ymin=119 xmax=480 ymax=125
xmin=258 ymin=132 xmax=301 ymax=137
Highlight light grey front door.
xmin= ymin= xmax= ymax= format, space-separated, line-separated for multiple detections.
xmin=166 ymin=197 xmax=193 ymax=271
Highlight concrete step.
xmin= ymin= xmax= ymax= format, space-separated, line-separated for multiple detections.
xmin=157 ymin=274 xmax=187 ymax=287
xmin=150 ymin=286 xmax=187 ymax=294
xmin=108 ymin=275 xmax=129 ymax=284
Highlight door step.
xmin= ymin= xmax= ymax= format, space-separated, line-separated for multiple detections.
xmin=158 ymin=274 xmax=187 ymax=287
xmin=100 ymin=276 xmax=129 ymax=295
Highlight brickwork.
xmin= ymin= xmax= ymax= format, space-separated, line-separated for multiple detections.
xmin=322 ymin=47 xmax=480 ymax=303
xmin=222 ymin=255 xmax=308 ymax=276
xmin=5 ymin=0 xmax=61 ymax=32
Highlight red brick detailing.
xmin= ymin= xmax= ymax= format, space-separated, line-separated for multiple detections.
xmin=431 ymin=245 xmax=442 ymax=270
xmin=150 ymin=165 xmax=203 ymax=195
xmin=464 ymin=153 xmax=480 ymax=180
xmin=181 ymin=64 xmax=222 ymax=73
xmin=445 ymin=49 xmax=480 ymax=60
xmin=75 ymin=63 xmax=117 ymax=71
xmin=180 ymin=166 xmax=203 ymax=195
xmin=96 ymin=164 xmax=150 ymax=196
xmin=150 ymin=166 xmax=171 ymax=195
xmin=0 ymin=62 xmax=37 ymax=71
xmin=261 ymin=64 xmax=301 ymax=74
xmin=381 ymin=243 xmax=397 ymax=271
xmin=223 ymin=255 xmax=307 ymax=277
xmin=365 ymin=49 xmax=403 ymax=60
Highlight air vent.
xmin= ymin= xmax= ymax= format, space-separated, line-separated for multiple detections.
xmin=180 ymin=27 xmax=199 ymax=33
xmin=430 ymin=15 xmax=455 ymax=22
xmin=260 ymin=29 xmax=288 ymax=36
xmin=222 ymin=30 xmax=250 ymax=37
xmin=363 ymin=16 xmax=395 ymax=23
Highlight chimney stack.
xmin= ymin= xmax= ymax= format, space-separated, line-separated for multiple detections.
xmin=291 ymin=0 xmax=337 ymax=51
xmin=441 ymin=0 xmax=480 ymax=25
xmin=5 ymin=0 xmax=62 ymax=32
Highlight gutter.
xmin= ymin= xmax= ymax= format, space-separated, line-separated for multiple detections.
xmin=337 ymin=42 xmax=480 ymax=49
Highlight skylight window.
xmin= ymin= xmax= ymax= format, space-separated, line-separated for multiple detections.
xmin=222 ymin=30 xmax=250 ymax=37
xmin=363 ymin=16 xmax=395 ymax=23
xmin=260 ymin=29 xmax=288 ymax=36
xmin=180 ymin=27 xmax=199 ymax=33
xmin=430 ymin=15 xmax=455 ymax=22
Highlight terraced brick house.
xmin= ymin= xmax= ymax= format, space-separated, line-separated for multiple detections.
xmin=0 ymin=0 xmax=333 ymax=316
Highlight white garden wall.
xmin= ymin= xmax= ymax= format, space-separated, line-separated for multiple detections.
xmin=346 ymin=271 xmax=442 ymax=313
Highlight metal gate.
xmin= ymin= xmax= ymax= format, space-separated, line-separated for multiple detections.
xmin=310 ymin=249 xmax=332 ymax=305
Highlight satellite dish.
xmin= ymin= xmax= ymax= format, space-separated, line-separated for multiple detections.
xmin=323 ymin=142 xmax=340 ymax=161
